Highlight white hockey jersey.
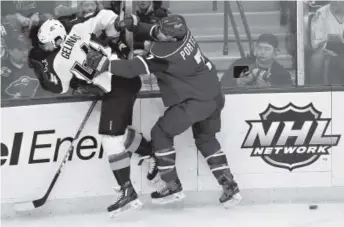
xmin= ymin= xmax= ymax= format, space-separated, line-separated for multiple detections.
xmin=50 ymin=9 xmax=119 ymax=94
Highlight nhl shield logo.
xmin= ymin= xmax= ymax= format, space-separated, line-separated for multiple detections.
xmin=241 ymin=103 xmax=341 ymax=171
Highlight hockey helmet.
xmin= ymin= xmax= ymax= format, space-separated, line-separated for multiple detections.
xmin=38 ymin=19 xmax=67 ymax=49
xmin=158 ymin=14 xmax=187 ymax=40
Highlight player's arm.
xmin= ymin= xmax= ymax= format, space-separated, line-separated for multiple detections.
xmin=91 ymin=54 xmax=167 ymax=88
xmin=109 ymin=54 xmax=168 ymax=78
xmin=94 ymin=9 xmax=120 ymax=38
xmin=28 ymin=57 xmax=63 ymax=94
xmin=135 ymin=23 xmax=159 ymax=41
xmin=117 ymin=15 xmax=158 ymax=41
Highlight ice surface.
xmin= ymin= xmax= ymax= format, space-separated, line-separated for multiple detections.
xmin=2 ymin=203 xmax=344 ymax=227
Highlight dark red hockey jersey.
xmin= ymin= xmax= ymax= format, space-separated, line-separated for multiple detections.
xmin=111 ymin=29 xmax=221 ymax=106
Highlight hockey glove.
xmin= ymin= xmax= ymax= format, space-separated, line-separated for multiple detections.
xmin=73 ymin=83 xmax=105 ymax=96
xmin=114 ymin=14 xmax=139 ymax=32
xmin=86 ymin=48 xmax=110 ymax=76
xmin=70 ymin=76 xmax=105 ymax=96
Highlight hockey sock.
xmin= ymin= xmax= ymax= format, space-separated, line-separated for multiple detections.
xmin=108 ymin=151 xmax=131 ymax=186
xmin=155 ymin=148 xmax=177 ymax=182
xmin=203 ymin=150 xmax=233 ymax=185
xmin=124 ymin=127 xmax=152 ymax=157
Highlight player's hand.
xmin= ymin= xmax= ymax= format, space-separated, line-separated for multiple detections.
xmin=86 ymin=49 xmax=110 ymax=76
xmin=70 ymin=76 xmax=105 ymax=96
xmin=114 ymin=14 xmax=139 ymax=32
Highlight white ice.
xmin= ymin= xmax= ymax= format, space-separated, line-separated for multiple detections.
xmin=2 ymin=203 xmax=344 ymax=227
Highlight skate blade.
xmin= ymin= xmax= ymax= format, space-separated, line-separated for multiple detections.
xmin=108 ymin=199 xmax=143 ymax=218
xmin=152 ymin=192 xmax=185 ymax=205
xmin=223 ymin=193 xmax=242 ymax=209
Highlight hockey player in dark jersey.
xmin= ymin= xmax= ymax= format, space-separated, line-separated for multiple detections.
xmin=90 ymin=14 xmax=242 ymax=208
xmin=29 ymin=12 xmax=159 ymax=216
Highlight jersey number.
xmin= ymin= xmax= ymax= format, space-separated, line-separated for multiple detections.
xmin=71 ymin=44 xmax=96 ymax=81
xmin=194 ymin=48 xmax=212 ymax=71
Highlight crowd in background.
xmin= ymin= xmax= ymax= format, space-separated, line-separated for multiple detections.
xmin=0 ymin=0 xmax=343 ymax=101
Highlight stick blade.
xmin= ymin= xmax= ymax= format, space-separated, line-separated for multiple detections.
xmin=14 ymin=201 xmax=35 ymax=212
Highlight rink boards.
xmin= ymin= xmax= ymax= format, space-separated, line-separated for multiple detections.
xmin=1 ymin=91 xmax=344 ymax=206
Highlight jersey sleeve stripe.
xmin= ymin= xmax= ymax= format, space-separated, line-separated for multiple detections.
xmin=136 ymin=55 xmax=151 ymax=75
xmin=150 ymin=25 xmax=158 ymax=40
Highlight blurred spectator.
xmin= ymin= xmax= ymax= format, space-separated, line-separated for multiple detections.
xmin=105 ymin=1 xmax=121 ymax=15
xmin=308 ymin=1 xmax=330 ymax=12
xmin=1 ymin=26 xmax=40 ymax=99
xmin=78 ymin=1 xmax=103 ymax=17
xmin=1 ymin=1 xmax=57 ymax=45
xmin=221 ymin=34 xmax=293 ymax=88
xmin=134 ymin=1 xmax=170 ymax=51
xmin=104 ymin=1 xmax=165 ymax=16
xmin=136 ymin=1 xmax=168 ymax=23
xmin=1 ymin=1 xmax=55 ymax=23
xmin=308 ymin=1 xmax=344 ymax=84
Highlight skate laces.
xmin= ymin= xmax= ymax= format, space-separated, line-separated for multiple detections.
xmin=137 ymin=155 xmax=156 ymax=175
xmin=156 ymin=180 xmax=168 ymax=193
xmin=147 ymin=156 xmax=157 ymax=175
xmin=112 ymin=187 xmax=124 ymax=203
xmin=137 ymin=155 xmax=149 ymax=166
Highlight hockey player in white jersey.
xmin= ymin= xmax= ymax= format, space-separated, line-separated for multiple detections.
xmin=31 ymin=9 xmax=158 ymax=216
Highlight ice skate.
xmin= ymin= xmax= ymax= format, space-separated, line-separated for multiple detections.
xmin=107 ymin=181 xmax=143 ymax=217
xmin=138 ymin=154 xmax=160 ymax=184
xmin=219 ymin=179 xmax=242 ymax=209
xmin=151 ymin=179 xmax=185 ymax=204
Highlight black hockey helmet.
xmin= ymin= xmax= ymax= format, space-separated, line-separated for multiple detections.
xmin=158 ymin=14 xmax=187 ymax=40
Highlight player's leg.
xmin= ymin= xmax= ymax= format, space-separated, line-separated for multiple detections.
xmin=116 ymin=76 xmax=159 ymax=183
xmin=124 ymin=126 xmax=159 ymax=183
xmin=150 ymin=99 xmax=218 ymax=204
xmin=192 ymin=93 xmax=241 ymax=208
xmin=99 ymin=88 xmax=142 ymax=216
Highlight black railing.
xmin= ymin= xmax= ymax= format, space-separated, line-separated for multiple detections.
xmin=222 ymin=1 xmax=253 ymax=57
xmin=212 ymin=0 xmax=217 ymax=11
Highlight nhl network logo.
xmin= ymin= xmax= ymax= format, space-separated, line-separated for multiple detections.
xmin=241 ymin=103 xmax=341 ymax=171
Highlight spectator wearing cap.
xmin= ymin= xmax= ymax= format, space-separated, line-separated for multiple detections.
xmin=221 ymin=33 xmax=293 ymax=88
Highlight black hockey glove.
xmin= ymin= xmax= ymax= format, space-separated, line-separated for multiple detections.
xmin=73 ymin=83 xmax=105 ymax=96
xmin=86 ymin=48 xmax=110 ymax=76
xmin=70 ymin=77 xmax=104 ymax=96
xmin=114 ymin=14 xmax=139 ymax=32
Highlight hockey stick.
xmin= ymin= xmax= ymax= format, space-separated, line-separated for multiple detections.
xmin=14 ymin=100 xmax=98 ymax=211
xmin=124 ymin=0 xmax=134 ymax=59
